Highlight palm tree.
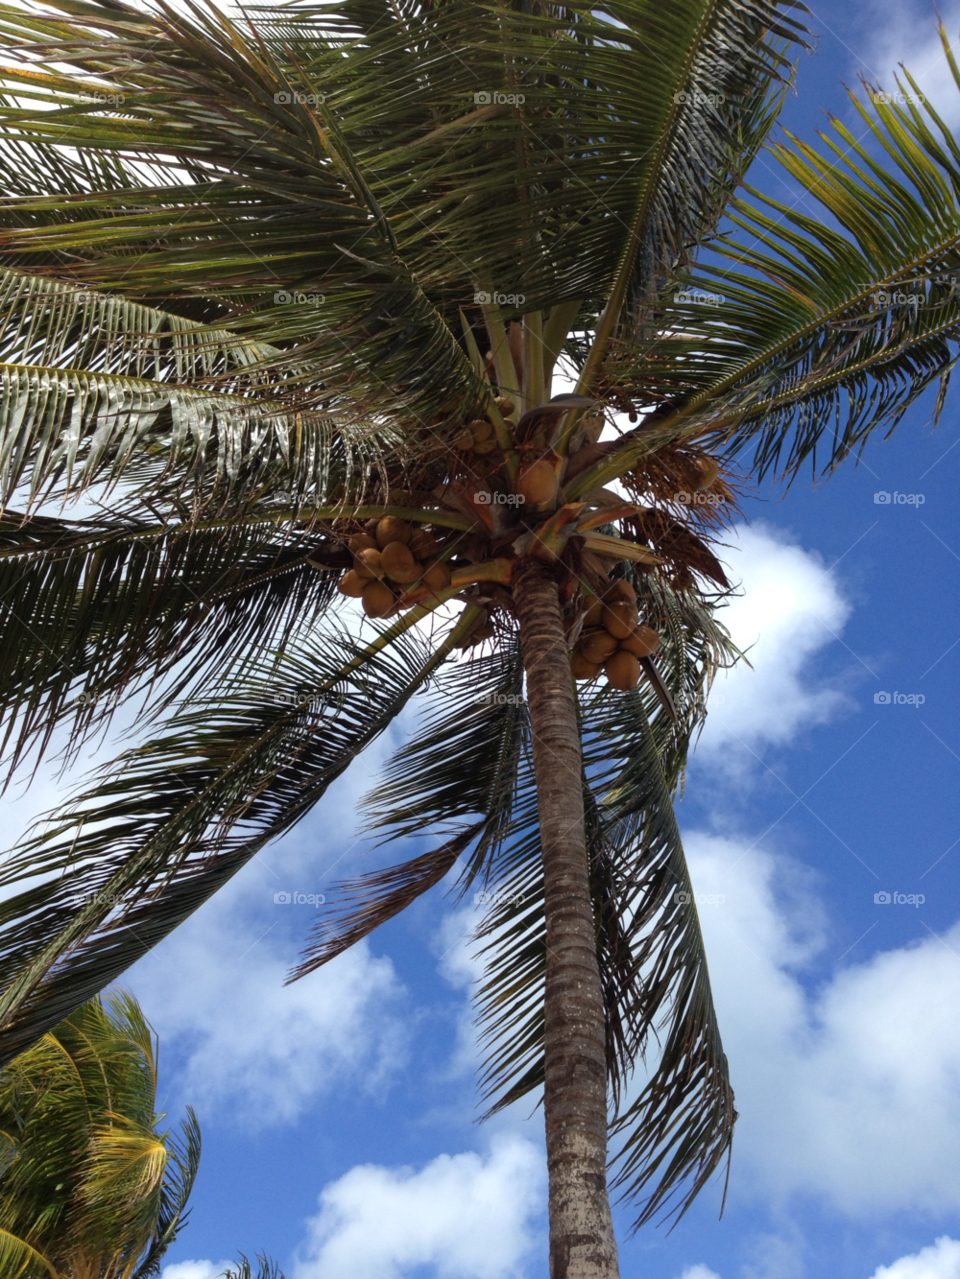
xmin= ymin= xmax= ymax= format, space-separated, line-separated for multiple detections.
xmin=0 ymin=991 xmax=201 ymax=1278
xmin=0 ymin=2 xmax=958 ymax=1275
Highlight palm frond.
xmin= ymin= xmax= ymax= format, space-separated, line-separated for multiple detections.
xmin=0 ymin=510 xmax=338 ymax=774
xmin=578 ymin=39 xmax=960 ymax=488
xmin=0 ymin=611 xmax=470 ymax=1066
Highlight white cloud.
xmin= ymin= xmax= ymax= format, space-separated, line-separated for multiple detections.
xmin=695 ymin=522 xmax=852 ymax=759
xmin=293 ymin=1135 xmax=544 ymax=1279
xmin=677 ymin=1266 xmax=722 ymax=1279
xmin=685 ymin=833 xmax=960 ymax=1215
xmin=870 ymin=1237 xmax=960 ymax=1279
xmin=128 ymin=886 xmax=406 ymax=1124
xmin=857 ymin=2 xmax=960 ymax=130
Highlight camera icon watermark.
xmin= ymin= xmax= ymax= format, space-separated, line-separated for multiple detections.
xmin=873 ymin=490 xmax=925 ymax=505
xmin=673 ymin=90 xmax=725 ymax=106
xmin=273 ymin=290 xmax=325 ymax=306
xmin=274 ymin=890 xmax=326 ymax=904
xmin=676 ymin=490 xmax=725 ymax=506
xmin=674 ymin=288 xmax=726 ymax=305
xmin=274 ymin=90 xmax=326 ymax=105
xmin=874 ymin=890 xmax=925 ymax=906
xmin=473 ymin=290 xmax=525 ymax=307
xmin=874 ymin=289 xmax=923 ymax=308
xmin=474 ymin=890 xmax=525 ymax=906
xmin=874 ymin=690 xmax=925 ymax=706
xmin=872 ymin=91 xmax=924 ymax=106
xmin=475 ymin=490 xmax=523 ymax=506
xmin=472 ymin=692 xmax=525 ymax=706
xmin=473 ymin=91 xmax=525 ymax=106
xmin=674 ymin=890 xmax=725 ymax=907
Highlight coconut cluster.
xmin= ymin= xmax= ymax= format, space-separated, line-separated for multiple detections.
xmin=337 ymin=517 xmax=452 ymax=617
xmin=568 ymin=578 xmax=659 ymax=690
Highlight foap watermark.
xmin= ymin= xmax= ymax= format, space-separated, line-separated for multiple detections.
xmin=475 ymin=490 xmax=523 ymax=506
xmin=275 ymin=90 xmax=326 ymax=105
xmin=474 ymin=90 xmax=525 ymax=106
xmin=274 ymin=890 xmax=326 ymax=905
xmin=674 ymin=288 xmax=725 ymax=305
xmin=474 ymin=890 xmax=525 ymax=907
xmin=676 ymin=490 xmax=725 ymax=506
xmin=81 ymin=890 xmax=127 ymax=908
xmin=81 ymin=92 xmax=126 ymax=106
xmin=473 ymin=290 xmax=525 ymax=307
xmin=874 ymin=289 xmax=923 ymax=308
xmin=872 ymin=91 xmax=925 ymax=106
xmin=874 ymin=890 xmax=925 ymax=906
xmin=874 ymin=490 xmax=924 ymax=505
xmin=473 ymin=692 xmax=525 ymax=706
xmin=874 ymin=690 xmax=925 ymax=706
xmin=673 ymin=90 xmax=725 ymax=106
xmin=675 ymin=890 xmax=725 ymax=907
xmin=274 ymin=290 xmax=324 ymax=306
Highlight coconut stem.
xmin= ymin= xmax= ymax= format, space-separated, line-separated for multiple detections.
xmin=512 ymin=555 xmax=620 ymax=1279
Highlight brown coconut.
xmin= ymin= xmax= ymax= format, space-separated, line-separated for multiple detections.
xmin=516 ymin=459 xmax=558 ymax=506
xmin=337 ymin=569 xmax=367 ymax=598
xmin=692 ymin=456 xmax=720 ymax=490
xmin=620 ymin=625 xmax=660 ymax=658
xmin=570 ymin=651 xmax=602 ymax=681
xmin=602 ymin=601 xmax=640 ymax=640
xmin=604 ymin=577 xmax=637 ymax=604
xmin=362 ymin=580 xmax=396 ymax=618
xmin=380 ymin=541 xmax=421 ymax=584
xmin=583 ymin=595 xmax=605 ymax=627
xmin=421 ymin=558 xmax=452 ymax=591
xmin=348 ymin=532 xmax=379 ymax=554
xmin=408 ymin=528 xmax=439 ymax=559
xmin=580 ymin=628 xmax=619 ymax=664
xmin=377 ymin=516 xmax=412 ymax=548
xmin=354 ymin=547 xmax=383 ymax=580
xmin=605 ymin=649 xmax=641 ymax=690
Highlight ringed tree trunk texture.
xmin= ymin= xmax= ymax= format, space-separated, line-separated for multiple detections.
xmin=512 ymin=554 xmax=620 ymax=1279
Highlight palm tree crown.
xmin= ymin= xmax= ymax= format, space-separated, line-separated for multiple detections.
xmin=0 ymin=992 xmax=200 ymax=1279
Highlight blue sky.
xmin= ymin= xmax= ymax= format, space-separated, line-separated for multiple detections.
xmin=9 ymin=2 xmax=960 ymax=1277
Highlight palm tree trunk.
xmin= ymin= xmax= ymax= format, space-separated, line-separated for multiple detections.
xmin=512 ymin=554 xmax=620 ymax=1279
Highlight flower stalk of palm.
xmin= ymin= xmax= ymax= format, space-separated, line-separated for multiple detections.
xmin=1 ymin=0 xmax=960 ymax=1275
xmin=0 ymin=992 xmax=200 ymax=1279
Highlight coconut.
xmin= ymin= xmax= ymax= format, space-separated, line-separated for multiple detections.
xmin=692 ymin=456 xmax=720 ymax=490
xmin=354 ymin=547 xmax=383 ymax=580
xmin=362 ymin=580 xmax=396 ymax=618
xmin=472 ymin=619 xmax=496 ymax=642
xmin=363 ymin=518 xmax=380 ymax=538
xmin=583 ymin=595 xmax=605 ymax=628
xmin=494 ymin=396 xmax=515 ymax=414
xmin=619 ymin=625 xmax=660 ymax=657
xmin=468 ymin=419 xmax=493 ymax=441
xmin=337 ymin=569 xmax=367 ymax=597
xmin=517 ymin=459 xmax=558 ymax=506
xmin=602 ymin=601 xmax=639 ymax=640
xmin=603 ymin=577 xmax=637 ymax=604
xmin=580 ymin=629 xmax=619 ymax=664
xmin=453 ymin=427 xmax=474 ymax=450
xmin=421 ymin=558 xmax=452 ymax=591
xmin=408 ymin=528 xmax=439 ymax=559
xmin=377 ymin=516 xmax=412 ymax=548
xmin=348 ymin=532 xmax=379 ymax=553
xmin=605 ymin=649 xmax=641 ymax=690
xmin=570 ymin=651 xmax=601 ymax=681
xmin=380 ymin=541 xmax=421 ymax=584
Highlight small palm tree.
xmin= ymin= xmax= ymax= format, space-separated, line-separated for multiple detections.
xmin=0 ymin=3 xmax=959 ymax=1275
xmin=0 ymin=992 xmax=200 ymax=1278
